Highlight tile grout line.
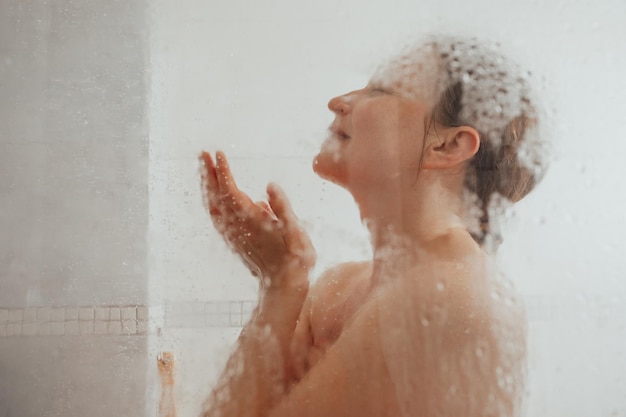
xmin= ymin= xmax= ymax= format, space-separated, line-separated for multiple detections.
xmin=0 ymin=301 xmax=257 ymax=338
xmin=0 ymin=296 xmax=621 ymax=338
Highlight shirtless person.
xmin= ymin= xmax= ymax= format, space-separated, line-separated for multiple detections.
xmin=199 ymin=35 xmax=546 ymax=417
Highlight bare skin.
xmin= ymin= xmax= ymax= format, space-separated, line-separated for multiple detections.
xmin=198 ymin=74 xmax=527 ymax=417
xmin=158 ymin=352 xmax=177 ymax=417
xmin=290 ymin=261 xmax=373 ymax=381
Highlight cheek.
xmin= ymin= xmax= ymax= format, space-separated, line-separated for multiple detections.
xmin=351 ymin=104 xmax=402 ymax=161
xmin=351 ymin=103 xmax=426 ymax=176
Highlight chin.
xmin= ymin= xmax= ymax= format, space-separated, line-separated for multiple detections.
xmin=312 ymin=154 xmax=344 ymax=185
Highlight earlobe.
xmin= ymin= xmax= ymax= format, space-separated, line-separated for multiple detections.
xmin=421 ymin=127 xmax=480 ymax=170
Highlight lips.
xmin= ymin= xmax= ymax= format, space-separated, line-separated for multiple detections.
xmin=330 ymin=126 xmax=350 ymax=140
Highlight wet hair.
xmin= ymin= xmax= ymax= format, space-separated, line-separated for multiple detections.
xmin=425 ymin=37 xmax=547 ymax=246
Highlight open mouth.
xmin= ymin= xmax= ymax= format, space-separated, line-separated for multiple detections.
xmin=338 ymin=129 xmax=350 ymax=139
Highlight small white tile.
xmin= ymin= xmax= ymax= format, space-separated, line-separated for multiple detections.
xmin=136 ymin=320 xmax=148 ymax=334
xmin=23 ymin=309 xmax=37 ymax=323
xmin=50 ymin=308 xmax=65 ymax=322
xmin=122 ymin=320 xmax=137 ymax=335
xmin=79 ymin=307 xmax=94 ymax=321
xmin=79 ymin=321 xmax=94 ymax=335
xmin=121 ymin=307 xmax=136 ymax=320
xmin=217 ymin=313 xmax=230 ymax=327
xmin=95 ymin=307 xmax=109 ymax=321
xmin=230 ymin=302 xmax=242 ymax=314
xmin=50 ymin=322 xmax=65 ymax=335
xmin=206 ymin=302 xmax=218 ymax=314
xmin=193 ymin=303 xmax=206 ymax=313
xmin=0 ymin=309 xmax=8 ymax=323
xmin=37 ymin=307 xmax=52 ymax=322
xmin=8 ymin=309 xmax=23 ymax=323
xmin=65 ymin=307 xmax=78 ymax=321
xmin=109 ymin=308 xmax=121 ymax=321
xmin=22 ymin=323 xmax=38 ymax=336
xmin=136 ymin=306 xmax=149 ymax=321
xmin=7 ymin=323 xmax=21 ymax=336
xmin=38 ymin=323 xmax=51 ymax=336
xmin=94 ymin=321 xmax=108 ymax=334
xmin=65 ymin=321 xmax=79 ymax=335
xmin=229 ymin=314 xmax=242 ymax=327
xmin=107 ymin=321 xmax=122 ymax=335
xmin=178 ymin=303 xmax=193 ymax=315
xmin=191 ymin=315 xmax=204 ymax=328
xmin=205 ymin=313 xmax=216 ymax=327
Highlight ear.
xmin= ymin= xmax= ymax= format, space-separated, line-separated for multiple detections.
xmin=421 ymin=126 xmax=480 ymax=170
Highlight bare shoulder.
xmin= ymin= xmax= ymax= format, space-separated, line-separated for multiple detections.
xmin=311 ymin=261 xmax=372 ymax=293
xmin=308 ymin=261 xmax=373 ymax=327
xmin=370 ymin=252 xmax=527 ymax=416
xmin=385 ymin=248 xmax=522 ymax=341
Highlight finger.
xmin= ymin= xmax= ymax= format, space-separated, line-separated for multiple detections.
xmin=257 ymin=201 xmax=271 ymax=212
xmin=215 ymin=151 xmax=239 ymax=196
xmin=256 ymin=200 xmax=278 ymax=220
xmin=199 ymin=151 xmax=218 ymax=188
xmin=268 ymin=183 xmax=315 ymax=265
xmin=267 ymin=182 xmax=299 ymax=229
xmin=199 ymin=151 xmax=220 ymax=208
xmin=215 ymin=151 xmax=258 ymax=216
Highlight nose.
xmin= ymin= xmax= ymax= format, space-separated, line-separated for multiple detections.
xmin=328 ymin=93 xmax=351 ymax=115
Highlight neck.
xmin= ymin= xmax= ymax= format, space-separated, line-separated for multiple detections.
xmin=355 ymin=172 xmax=472 ymax=284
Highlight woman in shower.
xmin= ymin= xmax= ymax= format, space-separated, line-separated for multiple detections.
xmin=199 ymin=35 xmax=545 ymax=417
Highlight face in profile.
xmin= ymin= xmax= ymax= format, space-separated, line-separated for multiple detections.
xmin=313 ymin=51 xmax=440 ymax=195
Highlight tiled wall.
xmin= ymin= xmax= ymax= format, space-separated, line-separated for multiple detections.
xmin=0 ymin=301 xmax=256 ymax=338
xmin=2 ymin=295 xmax=617 ymax=338
xmin=0 ymin=305 xmax=150 ymax=337
xmin=164 ymin=301 xmax=257 ymax=328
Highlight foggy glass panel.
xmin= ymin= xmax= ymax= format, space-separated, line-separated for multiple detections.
xmin=1 ymin=0 xmax=149 ymax=416
xmin=1 ymin=0 xmax=625 ymax=416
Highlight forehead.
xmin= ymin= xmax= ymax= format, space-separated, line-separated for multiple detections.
xmin=369 ymin=46 xmax=443 ymax=105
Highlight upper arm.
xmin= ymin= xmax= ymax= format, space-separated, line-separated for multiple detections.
xmin=289 ymin=261 xmax=371 ymax=382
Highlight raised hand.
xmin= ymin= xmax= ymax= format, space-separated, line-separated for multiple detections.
xmin=199 ymin=151 xmax=315 ymax=289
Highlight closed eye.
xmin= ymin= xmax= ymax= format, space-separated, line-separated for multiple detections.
xmin=370 ymin=87 xmax=386 ymax=93
xmin=367 ymin=84 xmax=391 ymax=95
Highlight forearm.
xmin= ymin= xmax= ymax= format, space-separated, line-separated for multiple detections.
xmin=256 ymin=270 xmax=309 ymax=366
xmin=201 ymin=273 xmax=309 ymax=417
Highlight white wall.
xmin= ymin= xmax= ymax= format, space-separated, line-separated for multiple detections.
xmin=0 ymin=1 xmax=150 ymax=416
xmin=148 ymin=0 xmax=626 ymax=416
